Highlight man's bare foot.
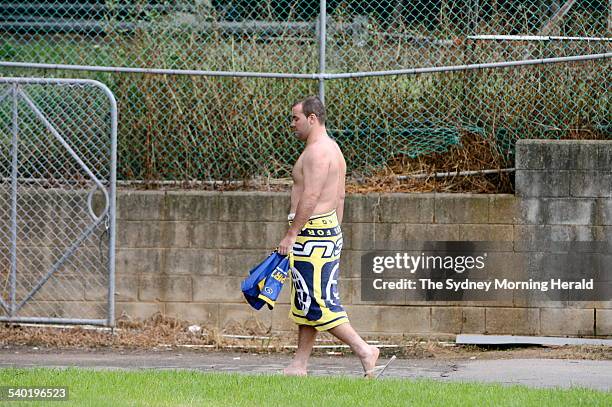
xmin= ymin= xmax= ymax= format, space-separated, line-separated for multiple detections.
xmin=283 ymin=363 xmax=307 ymax=376
xmin=360 ymin=345 xmax=380 ymax=378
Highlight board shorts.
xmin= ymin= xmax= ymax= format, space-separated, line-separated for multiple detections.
xmin=288 ymin=209 xmax=349 ymax=331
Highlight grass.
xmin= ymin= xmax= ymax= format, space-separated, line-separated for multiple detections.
xmin=0 ymin=368 xmax=610 ymax=407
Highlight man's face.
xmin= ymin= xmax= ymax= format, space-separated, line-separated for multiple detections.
xmin=291 ymin=103 xmax=313 ymax=141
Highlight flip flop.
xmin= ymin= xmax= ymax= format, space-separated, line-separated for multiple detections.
xmin=364 ymin=355 xmax=397 ymax=379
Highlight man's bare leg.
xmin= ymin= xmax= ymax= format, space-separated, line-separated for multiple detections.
xmin=283 ymin=325 xmax=317 ymax=376
xmin=328 ymin=322 xmax=379 ymax=375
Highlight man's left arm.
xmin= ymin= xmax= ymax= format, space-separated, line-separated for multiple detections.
xmin=278 ymin=148 xmax=330 ymax=255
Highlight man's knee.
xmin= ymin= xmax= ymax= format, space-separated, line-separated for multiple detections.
xmin=297 ymin=324 xmax=317 ymax=332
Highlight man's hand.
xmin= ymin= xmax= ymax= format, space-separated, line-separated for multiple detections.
xmin=278 ymin=230 xmax=298 ymax=256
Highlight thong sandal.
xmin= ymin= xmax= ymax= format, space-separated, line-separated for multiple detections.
xmin=364 ymin=355 xmax=397 ymax=379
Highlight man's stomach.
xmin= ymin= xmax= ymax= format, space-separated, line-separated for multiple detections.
xmin=289 ymin=200 xmax=337 ymax=216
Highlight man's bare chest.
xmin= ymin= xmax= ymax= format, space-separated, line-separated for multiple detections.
xmin=292 ymin=154 xmax=305 ymax=183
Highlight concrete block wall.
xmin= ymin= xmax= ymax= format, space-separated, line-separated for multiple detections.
xmin=112 ymin=191 xmax=291 ymax=332
xmin=512 ymin=140 xmax=611 ymax=338
xmin=110 ymin=192 xmax=528 ymax=336
xmin=17 ymin=140 xmax=612 ymax=337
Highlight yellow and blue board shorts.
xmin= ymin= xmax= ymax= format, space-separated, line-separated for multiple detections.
xmin=288 ymin=209 xmax=349 ymax=331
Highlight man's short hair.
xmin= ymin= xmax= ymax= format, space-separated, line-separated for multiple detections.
xmin=293 ymin=96 xmax=326 ymax=124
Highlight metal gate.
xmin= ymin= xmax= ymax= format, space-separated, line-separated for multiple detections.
xmin=0 ymin=77 xmax=116 ymax=326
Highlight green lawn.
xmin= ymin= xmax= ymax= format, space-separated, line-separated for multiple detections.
xmin=0 ymin=368 xmax=609 ymax=407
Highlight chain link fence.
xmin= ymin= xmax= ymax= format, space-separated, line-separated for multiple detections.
xmin=0 ymin=78 xmax=117 ymax=325
xmin=0 ymin=1 xmax=610 ymax=181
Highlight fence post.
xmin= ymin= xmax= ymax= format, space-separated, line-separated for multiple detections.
xmin=107 ymin=88 xmax=118 ymax=328
xmin=9 ymin=84 xmax=18 ymax=317
xmin=318 ymin=0 xmax=326 ymax=103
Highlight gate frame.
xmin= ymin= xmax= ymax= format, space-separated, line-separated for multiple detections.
xmin=0 ymin=77 xmax=117 ymax=327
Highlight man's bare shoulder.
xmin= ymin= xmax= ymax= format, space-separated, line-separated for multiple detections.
xmin=302 ymin=140 xmax=333 ymax=162
xmin=331 ymin=139 xmax=345 ymax=159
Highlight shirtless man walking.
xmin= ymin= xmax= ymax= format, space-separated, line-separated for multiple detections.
xmin=277 ymin=96 xmax=381 ymax=377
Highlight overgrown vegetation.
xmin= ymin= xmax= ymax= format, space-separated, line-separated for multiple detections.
xmin=0 ymin=1 xmax=609 ymax=186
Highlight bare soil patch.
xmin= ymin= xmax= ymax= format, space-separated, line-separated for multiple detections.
xmin=2 ymin=313 xmax=610 ymax=360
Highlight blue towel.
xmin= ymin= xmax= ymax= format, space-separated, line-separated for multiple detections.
xmin=241 ymin=252 xmax=291 ymax=310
